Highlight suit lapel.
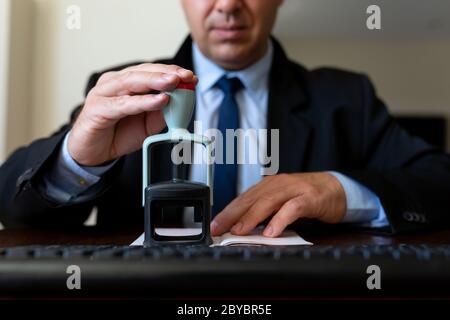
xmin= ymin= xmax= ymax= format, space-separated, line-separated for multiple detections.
xmin=266 ymin=39 xmax=312 ymax=174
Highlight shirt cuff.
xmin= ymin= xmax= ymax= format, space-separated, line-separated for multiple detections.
xmin=328 ymin=171 xmax=389 ymax=228
xmin=42 ymin=131 xmax=117 ymax=202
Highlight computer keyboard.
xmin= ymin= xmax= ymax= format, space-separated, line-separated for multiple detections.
xmin=1 ymin=244 xmax=449 ymax=297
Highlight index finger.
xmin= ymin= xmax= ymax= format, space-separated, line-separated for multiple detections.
xmin=210 ymin=182 xmax=264 ymax=236
xmin=211 ymin=175 xmax=295 ymax=236
xmin=122 ymin=63 xmax=196 ymax=83
xmin=92 ymin=71 xmax=181 ymax=97
xmin=96 ymin=64 xmax=197 ymax=87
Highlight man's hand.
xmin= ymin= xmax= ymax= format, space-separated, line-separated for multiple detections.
xmin=68 ymin=64 xmax=197 ymax=166
xmin=210 ymin=173 xmax=347 ymax=237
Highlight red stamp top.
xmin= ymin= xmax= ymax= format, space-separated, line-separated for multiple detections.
xmin=176 ymin=82 xmax=196 ymax=91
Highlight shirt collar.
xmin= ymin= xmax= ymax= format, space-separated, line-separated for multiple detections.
xmin=192 ymin=41 xmax=273 ymax=102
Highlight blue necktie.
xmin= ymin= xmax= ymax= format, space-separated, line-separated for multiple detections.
xmin=212 ymin=76 xmax=243 ymax=218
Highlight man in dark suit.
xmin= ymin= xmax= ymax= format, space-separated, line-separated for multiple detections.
xmin=1 ymin=0 xmax=449 ymax=236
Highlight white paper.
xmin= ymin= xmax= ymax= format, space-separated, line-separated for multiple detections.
xmin=130 ymin=227 xmax=312 ymax=246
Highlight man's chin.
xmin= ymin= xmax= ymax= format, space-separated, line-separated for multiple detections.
xmin=210 ymin=44 xmax=256 ymax=70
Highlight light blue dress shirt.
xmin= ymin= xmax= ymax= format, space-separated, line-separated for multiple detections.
xmin=43 ymin=41 xmax=388 ymax=228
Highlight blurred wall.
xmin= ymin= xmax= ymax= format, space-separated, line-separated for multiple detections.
xmin=283 ymin=39 xmax=450 ymax=120
xmin=1 ymin=0 xmax=189 ymax=162
xmin=32 ymin=0 xmax=189 ymax=140
xmin=1 ymin=0 xmax=450 ymax=163
xmin=6 ymin=0 xmax=34 ymax=160
xmin=0 ymin=0 xmax=10 ymax=161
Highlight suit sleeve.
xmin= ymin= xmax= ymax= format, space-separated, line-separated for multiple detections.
xmin=0 ymin=72 xmax=112 ymax=228
xmin=340 ymin=75 xmax=450 ymax=234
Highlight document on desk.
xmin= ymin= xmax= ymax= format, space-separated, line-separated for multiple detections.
xmin=130 ymin=227 xmax=312 ymax=246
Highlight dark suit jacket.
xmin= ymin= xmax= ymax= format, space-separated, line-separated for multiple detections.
xmin=1 ymin=36 xmax=450 ymax=233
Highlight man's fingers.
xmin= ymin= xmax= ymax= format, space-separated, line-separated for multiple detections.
xmin=92 ymin=71 xmax=181 ymax=97
xmin=230 ymin=190 xmax=292 ymax=236
xmin=210 ymin=185 xmax=268 ymax=236
xmin=210 ymin=176 xmax=294 ymax=236
xmin=121 ymin=64 xmax=196 ymax=83
xmin=264 ymin=195 xmax=309 ymax=238
xmin=210 ymin=196 xmax=254 ymax=236
xmin=93 ymin=93 xmax=169 ymax=123
xmin=96 ymin=65 xmax=197 ymax=89
xmin=96 ymin=71 xmax=117 ymax=85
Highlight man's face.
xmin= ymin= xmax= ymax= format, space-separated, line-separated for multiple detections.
xmin=181 ymin=0 xmax=283 ymax=70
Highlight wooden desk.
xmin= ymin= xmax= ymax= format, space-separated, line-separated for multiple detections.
xmin=1 ymin=225 xmax=450 ymax=247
